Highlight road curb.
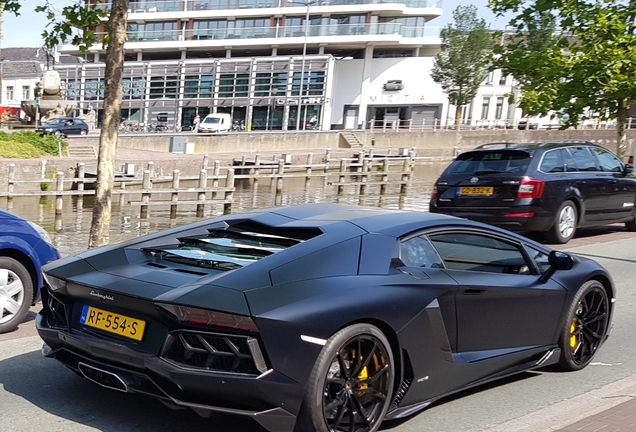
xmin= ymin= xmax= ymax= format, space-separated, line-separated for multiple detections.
xmin=483 ymin=374 xmax=636 ymax=432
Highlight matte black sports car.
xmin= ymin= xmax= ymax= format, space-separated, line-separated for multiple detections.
xmin=37 ymin=204 xmax=614 ymax=432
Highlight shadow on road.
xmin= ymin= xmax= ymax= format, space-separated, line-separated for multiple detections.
xmin=0 ymin=349 xmax=268 ymax=432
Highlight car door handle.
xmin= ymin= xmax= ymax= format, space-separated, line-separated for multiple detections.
xmin=463 ymin=288 xmax=485 ymax=295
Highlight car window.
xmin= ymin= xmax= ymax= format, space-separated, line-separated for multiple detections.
xmin=428 ymin=232 xmax=531 ymax=274
xmin=446 ymin=150 xmax=531 ymax=175
xmin=539 ymin=149 xmax=565 ymax=173
xmin=591 ymin=147 xmax=623 ymax=172
xmin=562 ymin=148 xmax=578 ymax=172
xmin=400 ymin=235 xmax=444 ymax=268
xmin=568 ymin=146 xmax=599 ymax=172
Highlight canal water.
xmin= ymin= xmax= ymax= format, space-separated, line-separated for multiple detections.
xmin=1 ymin=163 xmax=446 ymax=258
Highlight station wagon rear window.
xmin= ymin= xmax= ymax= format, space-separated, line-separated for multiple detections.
xmin=447 ymin=150 xmax=531 ymax=175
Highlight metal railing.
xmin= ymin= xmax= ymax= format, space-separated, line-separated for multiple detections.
xmin=366 ymin=117 xmax=636 ymax=132
xmin=113 ymin=23 xmax=440 ymax=42
xmin=98 ymin=0 xmax=443 ymax=12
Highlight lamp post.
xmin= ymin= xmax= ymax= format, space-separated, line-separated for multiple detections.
xmin=291 ymin=0 xmax=315 ymax=131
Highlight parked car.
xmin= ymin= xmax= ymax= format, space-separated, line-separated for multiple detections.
xmin=36 ymin=117 xmax=89 ymax=138
xmin=197 ymin=113 xmax=231 ymax=133
xmin=430 ymin=140 xmax=636 ymax=243
xmin=37 ymin=204 xmax=613 ymax=432
xmin=0 ymin=210 xmax=60 ymax=333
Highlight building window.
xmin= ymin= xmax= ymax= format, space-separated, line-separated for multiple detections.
xmin=495 ymin=96 xmax=504 ymax=119
xmin=183 ymin=74 xmax=214 ymax=99
xmin=292 ymin=70 xmax=326 ymax=96
xmin=22 ymin=86 xmax=30 ymax=99
xmin=122 ymin=77 xmax=145 ymax=99
xmin=149 ymin=76 xmax=178 ymax=99
xmin=481 ymin=97 xmax=490 ymax=119
xmin=485 ymin=71 xmax=494 ymax=84
xmin=254 ymin=72 xmax=287 ymax=97
xmin=192 ymin=20 xmax=228 ymax=40
xmin=499 ymin=73 xmax=507 ymax=85
xmin=6 ymin=86 xmax=14 ymax=101
xmin=219 ymin=73 xmax=249 ymax=98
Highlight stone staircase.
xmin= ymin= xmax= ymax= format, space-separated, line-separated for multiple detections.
xmin=66 ymin=144 xmax=97 ymax=158
xmin=339 ymin=131 xmax=364 ymax=148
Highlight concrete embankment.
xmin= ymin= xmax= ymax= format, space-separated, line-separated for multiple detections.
xmin=1 ymin=128 xmax=632 ymax=190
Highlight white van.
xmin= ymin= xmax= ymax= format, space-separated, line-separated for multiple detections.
xmin=197 ymin=113 xmax=231 ymax=133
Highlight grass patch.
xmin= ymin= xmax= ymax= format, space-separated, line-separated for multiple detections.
xmin=0 ymin=131 xmax=68 ymax=158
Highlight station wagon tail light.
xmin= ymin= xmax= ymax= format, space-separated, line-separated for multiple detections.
xmin=629 ymin=155 xmax=634 ymax=164
xmin=431 ymin=180 xmax=438 ymax=199
xmin=517 ymin=177 xmax=545 ymax=199
xmin=156 ymin=303 xmax=258 ymax=332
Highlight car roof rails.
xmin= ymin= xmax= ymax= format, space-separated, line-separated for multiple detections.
xmin=474 ymin=142 xmax=521 ymax=149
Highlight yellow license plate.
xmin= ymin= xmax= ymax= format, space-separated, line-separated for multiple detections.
xmin=459 ymin=186 xmax=494 ymax=196
xmin=80 ymin=305 xmax=146 ymax=341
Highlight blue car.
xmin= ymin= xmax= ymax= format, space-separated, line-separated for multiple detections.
xmin=0 ymin=209 xmax=60 ymax=333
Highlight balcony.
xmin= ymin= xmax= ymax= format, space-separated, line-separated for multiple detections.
xmin=116 ymin=23 xmax=440 ymax=43
xmin=96 ymin=0 xmax=443 ymax=13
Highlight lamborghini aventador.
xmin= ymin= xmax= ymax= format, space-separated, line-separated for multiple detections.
xmin=36 ymin=204 xmax=614 ymax=432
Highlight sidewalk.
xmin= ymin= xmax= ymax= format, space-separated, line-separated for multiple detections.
xmin=485 ymin=375 xmax=636 ymax=432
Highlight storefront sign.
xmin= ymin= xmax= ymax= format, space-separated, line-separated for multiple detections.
xmin=274 ymin=97 xmax=325 ymax=105
xmin=368 ymin=95 xmax=426 ymax=103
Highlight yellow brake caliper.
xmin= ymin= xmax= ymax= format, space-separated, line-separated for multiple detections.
xmin=569 ymin=317 xmax=578 ymax=351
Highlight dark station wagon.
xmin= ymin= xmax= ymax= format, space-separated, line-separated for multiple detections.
xmin=430 ymin=140 xmax=636 ymax=243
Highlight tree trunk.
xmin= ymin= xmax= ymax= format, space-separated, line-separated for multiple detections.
xmin=88 ymin=0 xmax=128 ymax=249
xmin=454 ymin=105 xmax=462 ymax=126
xmin=616 ymin=98 xmax=628 ymax=161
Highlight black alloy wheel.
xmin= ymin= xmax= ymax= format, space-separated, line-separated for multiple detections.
xmin=300 ymin=324 xmax=394 ymax=432
xmin=558 ymin=280 xmax=610 ymax=371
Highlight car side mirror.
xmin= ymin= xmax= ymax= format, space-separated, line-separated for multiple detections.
xmin=538 ymin=251 xmax=574 ymax=283
xmin=624 ymin=163 xmax=633 ymax=174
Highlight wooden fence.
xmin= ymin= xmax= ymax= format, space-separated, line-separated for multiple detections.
xmin=2 ymin=148 xmax=424 ymax=217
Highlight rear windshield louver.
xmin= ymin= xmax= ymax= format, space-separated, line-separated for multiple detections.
xmin=142 ymin=220 xmax=322 ymax=271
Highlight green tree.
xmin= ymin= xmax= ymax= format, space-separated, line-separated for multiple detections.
xmin=491 ymin=0 xmax=636 ymax=159
xmin=1 ymin=0 xmax=127 ymax=248
xmin=431 ymin=5 xmax=494 ymax=126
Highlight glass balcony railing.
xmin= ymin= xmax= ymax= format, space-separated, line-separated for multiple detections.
xmin=97 ymin=0 xmax=442 ymax=12
xmin=112 ymin=24 xmax=440 ymax=42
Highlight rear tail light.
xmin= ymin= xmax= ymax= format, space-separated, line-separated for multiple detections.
xmin=431 ymin=180 xmax=438 ymax=199
xmin=517 ymin=177 xmax=545 ymax=199
xmin=156 ymin=303 xmax=258 ymax=332
xmin=629 ymin=155 xmax=634 ymax=164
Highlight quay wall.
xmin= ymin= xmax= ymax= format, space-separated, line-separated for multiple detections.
xmin=1 ymin=129 xmax=634 ymax=191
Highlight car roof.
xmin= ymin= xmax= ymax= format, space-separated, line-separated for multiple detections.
xmin=471 ymin=140 xmax=601 ymax=154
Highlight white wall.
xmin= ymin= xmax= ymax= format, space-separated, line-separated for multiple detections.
xmin=331 ymin=56 xmax=459 ymax=127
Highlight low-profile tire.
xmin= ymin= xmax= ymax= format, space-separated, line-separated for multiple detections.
xmin=557 ymin=280 xmax=610 ymax=371
xmin=0 ymin=257 xmax=34 ymax=334
xmin=298 ymin=323 xmax=394 ymax=432
xmin=80 ymin=129 xmax=88 ymax=136
xmin=625 ymin=218 xmax=636 ymax=232
xmin=546 ymin=200 xmax=577 ymax=244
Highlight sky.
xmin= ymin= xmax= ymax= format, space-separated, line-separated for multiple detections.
xmin=0 ymin=0 xmax=513 ymax=49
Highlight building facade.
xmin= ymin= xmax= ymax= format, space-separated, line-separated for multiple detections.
xmin=47 ymin=0 xmax=520 ymax=131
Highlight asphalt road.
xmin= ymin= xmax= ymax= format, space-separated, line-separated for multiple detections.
xmin=1 ymin=226 xmax=635 ymax=432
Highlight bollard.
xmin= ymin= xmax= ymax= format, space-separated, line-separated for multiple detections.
xmin=147 ymin=161 xmax=155 ymax=177
xmin=338 ymin=159 xmax=347 ymax=195
xmin=197 ymin=169 xmax=207 ymax=217
xmin=202 ymin=154 xmax=209 ymax=169
xmin=140 ymin=169 xmax=151 ymax=219
xmin=380 ymin=159 xmax=389 ymax=194
xmin=55 ymin=171 xmax=64 ymax=215
xmin=8 ymin=163 xmax=15 ymax=195
xmin=360 ymin=158 xmax=369 ymax=195
xmin=77 ymin=163 xmax=86 ymax=191
xmin=212 ymin=160 xmax=221 ymax=200
xmin=224 ymin=168 xmax=234 ymax=214
xmin=171 ymin=169 xmax=180 ymax=219
xmin=276 ymin=159 xmax=285 ymax=193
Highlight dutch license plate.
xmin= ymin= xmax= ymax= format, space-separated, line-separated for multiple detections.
xmin=80 ymin=305 xmax=146 ymax=341
xmin=459 ymin=186 xmax=494 ymax=196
